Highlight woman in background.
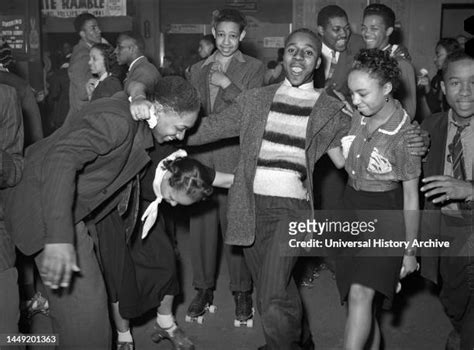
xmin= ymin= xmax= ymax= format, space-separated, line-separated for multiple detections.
xmin=417 ymin=38 xmax=461 ymax=117
xmin=86 ymin=43 xmax=122 ymax=101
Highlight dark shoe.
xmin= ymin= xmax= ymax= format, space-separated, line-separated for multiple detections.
xmin=186 ymin=288 xmax=215 ymax=319
xmin=117 ymin=340 xmax=134 ymax=350
xmin=445 ymin=329 xmax=460 ymax=350
xmin=150 ymin=322 xmax=195 ymax=350
xmin=234 ymin=291 xmax=253 ymax=321
xmin=234 ymin=291 xmax=254 ymax=327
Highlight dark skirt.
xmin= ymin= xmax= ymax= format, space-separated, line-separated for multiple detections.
xmin=96 ymin=206 xmax=179 ymax=319
xmin=335 ymin=185 xmax=404 ymax=309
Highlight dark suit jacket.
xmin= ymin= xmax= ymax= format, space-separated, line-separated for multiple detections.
xmin=187 ymin=84 xmax=350 ymax=245
xmin=6 ymin=96 xmax=153 ymax=255
xmin=420 ymin=112 xmax=472 ymax=284
xmin=0 ymin=84 xmax=23 ymax=271
xmin=0 ymin=71 xmax=43 ymax=145
xmin=314 ymin=34 xmax=365 ymax=99
xmin=91 ymin=75 xmax=123 ymax=101
xmin=124 ymin=56 xmax=161 ymax=94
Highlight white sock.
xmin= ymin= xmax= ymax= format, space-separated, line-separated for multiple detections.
xmin=157 ymin=313 xmax=177 ymax=334
xmin=117 ymin=329 xmax=133 ymax=343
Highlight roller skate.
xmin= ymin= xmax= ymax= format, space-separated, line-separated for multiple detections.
xmin=150 ymin=322 xmax=194 ymax=350
xmin=233 ymin=291 xmax=254 ymax=328
xmin=116 ymin=340 xmax=134 ymax=350
xmin=185 ymin=288 xmax=216 ymax=324
xmin=22 ymin=292 xmax=50 ymax=319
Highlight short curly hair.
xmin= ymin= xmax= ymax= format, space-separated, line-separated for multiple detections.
xmin=363 ymin=3 xmax=395 ymax=29
xmin=436 ymin=38 xmax=461 ymax=55
xmin=442 ymin=50 xmax=474 ymax=80
xmin=317 ymin=5 xmax=348 ymax=29
xmin=73 ymin=13 xmax=97 ymax=33
xmin=284 ymin=28 xmax=322 ymax=56
xmin=152 ymin=76 xmax=200 ymax=114
xmin=351 ymin=49 xmax=400 ymax=90
xmin=91 ymin=43 xmax=121 ymax=77
xmin=212 ymin=9 xmax=247 ymax=32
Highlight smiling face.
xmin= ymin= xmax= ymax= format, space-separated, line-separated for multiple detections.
xmin=361 ymin=15 xmax=392 ymax=49
xmin=348 ymin=69 xmax=391 ymax=117
xmin=441 ymin=58 xmax=474 ymax=123
xmin=151 ymin=106 xmax=198 ymax=144
xmin=88 ymin=47 xmax=106 ymax=75
xmin=318 ymin=16 xmax=351 ymax=52
xmin=283 ymin=31 xmax=321 ymax=87
xmin=212 ymin=21 xmax=245 ymax=58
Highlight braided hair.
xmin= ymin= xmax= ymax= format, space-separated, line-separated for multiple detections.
xmin=162 ymin=157 xmax=214 ymax=202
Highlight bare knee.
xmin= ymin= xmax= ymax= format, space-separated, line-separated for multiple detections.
xmin=348 ymin=283 xmax=375 ymax=305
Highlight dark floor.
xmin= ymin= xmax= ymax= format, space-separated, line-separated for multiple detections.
xmin=29 ymin=228 xmax=452 ymax=350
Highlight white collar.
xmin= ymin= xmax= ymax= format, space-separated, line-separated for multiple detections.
xmin=129 ymin=56 xmax=145 ymax=71
xmin=283 ymin=78 xmax=314 ymax=90
xmin=98 ymin=71 xmax=110 ymax=82
xmin=321 ymin=42 xmax=340 ymax=59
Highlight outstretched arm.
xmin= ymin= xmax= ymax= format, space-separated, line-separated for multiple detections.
xmin=213 ymin=171 xmax=234 ymax=188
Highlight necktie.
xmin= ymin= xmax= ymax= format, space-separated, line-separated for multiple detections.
xmin=327 ymin=50 xmax=337 ymax=80
xmin=448 ymin=123 xmax=468 ymax=180
xmin=448 ymin=123 xmax=470 ymax=212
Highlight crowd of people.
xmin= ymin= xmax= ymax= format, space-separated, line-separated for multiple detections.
xmin=0 ymin=3 xmax=472 ymax=350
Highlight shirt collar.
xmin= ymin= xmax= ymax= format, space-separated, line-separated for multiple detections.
xmin=360 ymin=100 xmax=409 ymax=135
xmin=98 ymin=71 xmax=110 ymax=82
xmin=129 ymin=56 xmax=145 ymax=71
xmin=283 ymin=78 xmax=314 ymax=90
xmin=321 ymin=42 xmax=333 ymax=57
xmin=448 ymin=109 xmax=472 ymax=128
xmin=201 ymin=50 xmax=246 ymax=67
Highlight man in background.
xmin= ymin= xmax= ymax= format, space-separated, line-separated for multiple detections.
xmin=67 ymin=13 xmax=103 ymax=117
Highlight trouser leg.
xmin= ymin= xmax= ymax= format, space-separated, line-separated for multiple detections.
xmin=217 ymin=191 xmax=252 ymax=293
xmin=35 ymin=221 xmax=111 ymax=350
xmin=189 ymin=198 xmax=219 ymax=290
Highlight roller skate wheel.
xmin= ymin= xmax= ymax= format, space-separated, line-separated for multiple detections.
xmin=197 ymin=316 xmax=204 ymax=324
xmin=208 ymin=305 xmax=217 ymax=313
xmin=185 ymin=315 xmax=192 ymax=323
xmin=234 ymin=319 xmax=241 ymax=327
xmin=246 ymin=318 xmax=253 ymax=328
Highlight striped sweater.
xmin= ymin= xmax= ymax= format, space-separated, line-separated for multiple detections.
xmin=253 ymin=80 xmax=320 ymax=199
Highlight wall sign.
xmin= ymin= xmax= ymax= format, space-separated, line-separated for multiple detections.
xmin=0 ymin=16 xmax=26 ymax=53
xmin=41 ymin=0 xmax=126 ymax=18
xmin=166 ymin=24 xmax=206 ymax=34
